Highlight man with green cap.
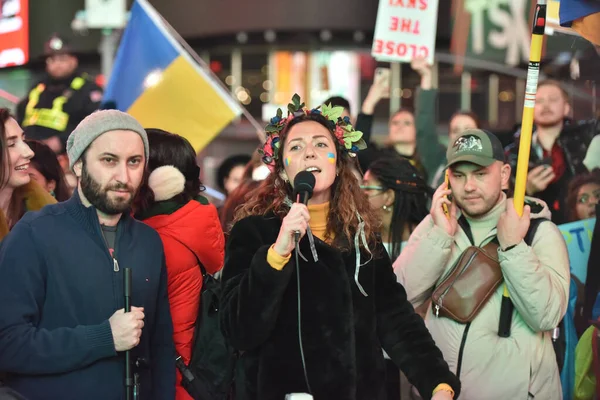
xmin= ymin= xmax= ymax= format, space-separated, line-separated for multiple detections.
xmin=394 ymin=129 xmax=570 ymax=400
xmin=0 ymin=110 xmax=175 ymax=400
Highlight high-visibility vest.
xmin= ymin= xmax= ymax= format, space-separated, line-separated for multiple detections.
xmin=22 ymin=76 xmax=86 ymax=132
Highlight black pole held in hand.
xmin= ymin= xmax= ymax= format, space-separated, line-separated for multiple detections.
xmin=124 ymin=268 xmax=134 ymax=400
xmin=498 ymin=295 xmax=514 ymax=338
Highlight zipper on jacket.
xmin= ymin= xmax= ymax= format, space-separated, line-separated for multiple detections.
xmin=99 ymin=223 xmax=122 ymax=273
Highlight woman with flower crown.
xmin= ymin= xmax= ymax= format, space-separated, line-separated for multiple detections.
xmin=219 ymin=95 xmax=460 ymax=400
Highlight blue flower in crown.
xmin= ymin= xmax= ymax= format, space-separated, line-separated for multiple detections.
xmin=343 ymin=116 xmax=351 ymax=124
xmin=270 ymin=116 xmax=282 ymax=124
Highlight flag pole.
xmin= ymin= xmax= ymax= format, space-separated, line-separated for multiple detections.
xmin=498 ymin=0 xmax=547 ymax=338
xmin=152 ymin=10 xmax=266 ymax=142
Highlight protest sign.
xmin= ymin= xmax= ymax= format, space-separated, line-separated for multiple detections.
xmin=558 ymin=217 xmax=596 ymax=282
xmin=372 ymin=0 xmax=439 ymax=64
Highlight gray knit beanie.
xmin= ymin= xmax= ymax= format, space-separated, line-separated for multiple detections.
xmin=66 ymin=110 xmax=150 ymax=170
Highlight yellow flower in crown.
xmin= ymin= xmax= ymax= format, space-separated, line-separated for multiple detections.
xmin=259 ymin=94 xmax=367 ymax=170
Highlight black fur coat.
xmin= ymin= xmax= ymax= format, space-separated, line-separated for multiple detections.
xmin=220 ymin=214 xmax=460 ymax=400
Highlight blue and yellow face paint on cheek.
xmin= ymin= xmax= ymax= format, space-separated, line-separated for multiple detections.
xmin=285 ymin=156 xmax=292 ymax=167
xmin=327 ymin=152 xmax=336 ymax=164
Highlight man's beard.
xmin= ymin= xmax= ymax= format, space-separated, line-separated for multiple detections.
xmin=535 ymin=111 xmax=564 ymax=128
xmin=81 ymin=166 xmax=136 ymax=215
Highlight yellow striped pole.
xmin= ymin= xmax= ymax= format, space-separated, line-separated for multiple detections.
xmin=498 ymin=0 xmax=547 ymax=338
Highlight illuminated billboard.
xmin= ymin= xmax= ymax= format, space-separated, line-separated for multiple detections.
xmin=0 ymin=0 xmax=29 ymax=68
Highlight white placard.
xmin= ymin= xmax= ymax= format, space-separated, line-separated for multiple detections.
xmin=371 ymin=0 xmax=439 ymax=64
xmin=85 ymin=0 xmax=127 ymax=29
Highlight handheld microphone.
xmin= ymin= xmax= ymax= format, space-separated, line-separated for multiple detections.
xmin=292 ymin=171 xmax=316 ymax=244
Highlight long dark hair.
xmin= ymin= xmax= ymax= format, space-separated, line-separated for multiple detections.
xmin=136 ymin=128 xmax=204 ymax=213
xmin=25 ymin=140 xmax=71 ymax=201
xmin=1 ymin=108 xmax=26 ymax=228
xmin=367 ymin=155 xmax=432 ymax=260
xmin=236 ymin=113 xmax=379 ymax=252
xmin=0 ymin=108 xmax=9 ymax=187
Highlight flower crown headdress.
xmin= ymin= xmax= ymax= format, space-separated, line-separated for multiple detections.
xmin=259 ymin=94 xmax=367 ymax=170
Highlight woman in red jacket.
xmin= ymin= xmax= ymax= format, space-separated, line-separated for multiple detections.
xmin=136 ymin=128 xmax=225 ymax=400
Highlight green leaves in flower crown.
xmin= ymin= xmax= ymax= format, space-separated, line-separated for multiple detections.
xmin=265 ymin=124 xmax=280 ymax=133
xmin=320 ymin=103 xmax=368 ymax=153
xmin=321 ymin=103 xmax=344 ymax=122
xmin=343 ymin=129 xmax=366 ymax=150
xmin=265 ymin=108 xmax=285 ymax=133
xmin=287 ymin=93 xmax=305 ymax=114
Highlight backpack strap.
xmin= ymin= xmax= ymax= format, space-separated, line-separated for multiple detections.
xmin=458 ymin=213 xmax=547 ymax=248
xmin=458 ymin=214 xmax=499 ymax=247
xmin=524 ymin=217 xmax=548 ymax=247
xmin=457 ymin=215 xmax=474 ymax=246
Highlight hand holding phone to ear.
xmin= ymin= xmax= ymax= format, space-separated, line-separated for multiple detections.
xmin=442 ymin=170 xmax=451 ymax=219
xmin=431 ymin=180 xmax=457 ymax=237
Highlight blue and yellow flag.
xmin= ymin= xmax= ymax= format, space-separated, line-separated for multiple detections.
xmin=103 ymin=0 xmax=242 ymax=151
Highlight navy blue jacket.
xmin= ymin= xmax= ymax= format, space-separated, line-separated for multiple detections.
xmin=0 ymin=191 xmax=175 ymax=400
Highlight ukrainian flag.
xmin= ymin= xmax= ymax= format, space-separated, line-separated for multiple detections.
xmin=103 ymin=0 xmax=242 ymax=151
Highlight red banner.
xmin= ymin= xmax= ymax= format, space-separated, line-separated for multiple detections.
xmin=0 ymin=0 xmax=29 ymax=68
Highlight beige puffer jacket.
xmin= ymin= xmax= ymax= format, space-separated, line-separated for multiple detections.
xmin=394 ymin=194 xmax=570 ymax=400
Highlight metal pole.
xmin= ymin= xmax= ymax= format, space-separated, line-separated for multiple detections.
xmin=99 ymin=28 xmax=119 ymax=83
xmin=390 ymin=62 xmax=402 ymax=113
xmin=488 ymin=74 xmax=499 ymax=127
xmin=231 ymin=48 xmax=242 ymax=97
xmin=515 ymin=78 xmax=526 ymax=122
xmin=231 ymin=48 xmax=243 ymax=123
xmin=461 ymin=71 xmax=472 ymax=110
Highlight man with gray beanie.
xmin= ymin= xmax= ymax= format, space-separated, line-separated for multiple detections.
xmin=0 ymin=110 xmax=175 ymax=400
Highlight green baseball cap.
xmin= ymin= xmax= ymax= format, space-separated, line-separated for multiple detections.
xmin=446 ymin=129 xmax=506 ymax=168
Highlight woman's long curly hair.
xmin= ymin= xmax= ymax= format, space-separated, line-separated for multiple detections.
xmin=235 ymin=113 xmax=380 ymax=252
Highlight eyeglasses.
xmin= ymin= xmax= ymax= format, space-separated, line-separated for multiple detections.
xmin=360 ymin=185 xmax=384 ymax=191
xmin=360 ymin=185 xmax=386 ymax=198
xmin=577 ymin=190 xmax=600 ymax=205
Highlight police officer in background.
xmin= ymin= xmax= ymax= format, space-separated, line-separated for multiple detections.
xmin=16 ymin=34 xmax=103 ymax=155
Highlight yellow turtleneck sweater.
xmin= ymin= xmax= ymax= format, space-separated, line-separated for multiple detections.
xmin=267 ymin=202 xmax=333 ymax=270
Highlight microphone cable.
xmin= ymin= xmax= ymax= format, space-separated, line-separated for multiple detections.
xmin=295 ymin=238 xmax=312 ymax=395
